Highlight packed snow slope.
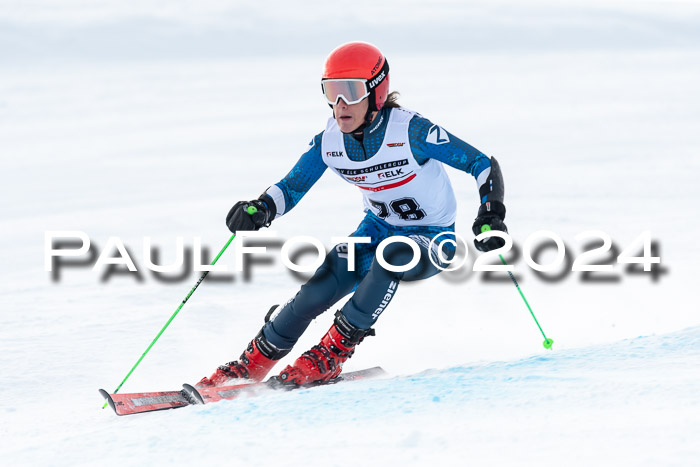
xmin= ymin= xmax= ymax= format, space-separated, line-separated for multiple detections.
xmin=1 ymin=1 xmax=699 ymax=466
xmin=6 ymin=327 xmax=700 ymax=466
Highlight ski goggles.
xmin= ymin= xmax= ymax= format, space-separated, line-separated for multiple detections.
xmin=321 ymin=79 xmax=370 ymax=106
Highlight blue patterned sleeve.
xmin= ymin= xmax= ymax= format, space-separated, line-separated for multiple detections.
xmin=263 ymin=132 xmax=327 ymax=217
xmin=408 ymin=115 xmax=491 ymax=177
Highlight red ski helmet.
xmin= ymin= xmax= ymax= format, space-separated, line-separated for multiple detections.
xmin=322 ymin=42 xmax=390 ymax=112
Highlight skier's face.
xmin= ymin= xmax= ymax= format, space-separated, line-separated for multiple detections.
xmin=334 ymin=97 xmax=369 ymax=133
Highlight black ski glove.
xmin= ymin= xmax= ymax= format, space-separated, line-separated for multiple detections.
xmin=225 ymin=195 xmax=276 ymax=234
xmin=471 ymin=200 xmax=508 ymax=252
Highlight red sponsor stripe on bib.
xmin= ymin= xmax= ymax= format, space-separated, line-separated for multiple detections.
xmin=358 ymin=173 xmax=417 ymax=192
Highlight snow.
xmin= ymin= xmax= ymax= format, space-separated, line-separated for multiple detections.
xmin=1 ymin=1 xmax=699 ymax=466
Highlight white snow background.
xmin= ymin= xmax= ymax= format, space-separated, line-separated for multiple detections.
xmin=1 ymin=1 xmax=699 ymax=465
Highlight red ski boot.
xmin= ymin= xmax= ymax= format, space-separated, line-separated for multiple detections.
xmin=197 ymin=329 xmax=290 ymax=388
xmin=277 ymin=313 xmax=374 ymax=386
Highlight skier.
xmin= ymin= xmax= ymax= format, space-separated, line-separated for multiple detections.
xmin=198 ymin=41 xmax=508 ymax=388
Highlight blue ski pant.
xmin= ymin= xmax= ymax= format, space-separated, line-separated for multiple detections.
xmin=262 ymin=212 xmax=455 ymax=350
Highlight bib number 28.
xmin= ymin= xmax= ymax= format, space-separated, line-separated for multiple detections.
xmin=369 ymin=197 xmax=426 ymax=221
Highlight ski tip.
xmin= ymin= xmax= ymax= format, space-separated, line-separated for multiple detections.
xmin=182 ymin=384 xmax=205 ymax=404
xmin=99 ymin=389 xmax=118 ymax=414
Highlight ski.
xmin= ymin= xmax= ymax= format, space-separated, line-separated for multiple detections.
xmin=100 ymin=366 xmax=386 ymax=416
xmin=98 ymin=388 xmax=193 ymax=415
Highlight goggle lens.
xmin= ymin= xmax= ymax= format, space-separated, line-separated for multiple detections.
xmin=322 ymin=80 xmax=369 ymax=105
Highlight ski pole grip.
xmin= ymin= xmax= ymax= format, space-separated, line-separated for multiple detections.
xmin=246 ymin=205 xmax=258 ymax=215
xmin=481 ymin=224 xmax=491 ymax=233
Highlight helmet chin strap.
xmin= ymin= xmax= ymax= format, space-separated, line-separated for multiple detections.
xmin=351 ymin=110 xmax=376 ymax=134
xmin=364 ymin=106 xmax=376 ymax=124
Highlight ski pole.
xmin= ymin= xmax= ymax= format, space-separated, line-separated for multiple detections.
xmin=102 ymin=206 xmax=257 ymax=408
xmin=481 ymin=225 xmax=553 ymax=350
